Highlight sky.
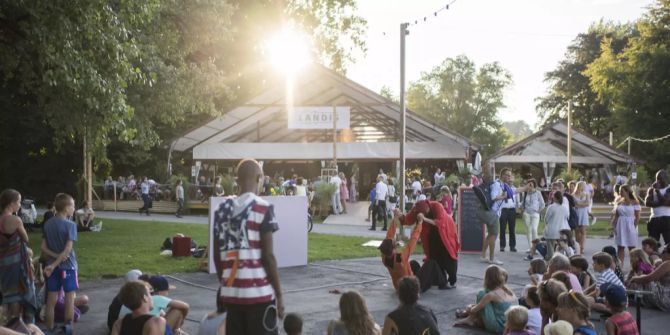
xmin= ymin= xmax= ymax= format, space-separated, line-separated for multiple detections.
xmin=346 ymin=0 xmax=654 ymax=129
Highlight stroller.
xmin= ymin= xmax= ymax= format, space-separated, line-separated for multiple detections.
xmin=18 ymin=198 xmax=38 ymax=231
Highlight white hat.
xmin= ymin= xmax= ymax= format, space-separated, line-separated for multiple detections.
xmin=125 ymin=269 xmax=143 ymax=282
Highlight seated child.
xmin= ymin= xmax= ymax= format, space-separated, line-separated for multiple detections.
xmin=454 ymin=265 xmax=517 ymax=333
xmin=570 ymin=255 xmax=594 ymax=290
xmin=544 ymin=320 xmax=573 ymax=335
xmin=602 ymin=246 xmax=625 ymax=283
xmin=625 ymin=248 xmax=653 ymax=287
xmin=585 ymin=252 xmax=624 ymax=301
xmin=504 ymin=306 xmax=534 ymax=335
xmin=196 ymin=288 xmax=226 ymax=335
xmin=524 ymin=287 xmax=541 ymax=335
xmin=641 ymin=237 xmax=662 ymax=267
xmin=520 ymin=259 xmax=546 ymax=307
xmin=525 ymin=230 xmax=576 ymax=261
xmin=602 ymin=283 xmax=639 ymax=335
xmin=283 ymin=313 xmax=303 ymax=335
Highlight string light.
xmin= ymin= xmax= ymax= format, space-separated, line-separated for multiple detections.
xmin=616 ymin=133 xmax=670 ymax=148
xmin=379 ymin=0 xmax=458 ymax=36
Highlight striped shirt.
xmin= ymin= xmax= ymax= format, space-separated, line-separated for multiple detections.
xmin=214 ymin=193 xmax=279 ymax=305
xmin=596 ymin=268 xmax=625 ymax=288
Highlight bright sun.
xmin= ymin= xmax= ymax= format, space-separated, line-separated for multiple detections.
xmin=267 ymin=27 xmax=311 ymax=75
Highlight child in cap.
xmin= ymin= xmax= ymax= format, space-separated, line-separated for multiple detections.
xmin=107 ymin=269 xmax=144 ymax=330
xmin=283 ymin=313 xmax=303 ymax=335
xmin=503 ymin=305 xmax=534 ymax=335
xmin=603 ymin=283 xmax=639 ymax=335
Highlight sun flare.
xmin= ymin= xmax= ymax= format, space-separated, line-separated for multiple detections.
xmin=267 ymin=27 xmax=312 ymax=75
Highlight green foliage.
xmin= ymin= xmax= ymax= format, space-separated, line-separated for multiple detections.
xmin=556 ymin=169 xmax=583 ymax=183
xmin=583 ymin=0 xmax=670 ymax=171
xmin=406 ymin=55 xmax=512 ymax=156
xmin=502 ymin=120 xmax=533 ymax=144
xmin=315 ymin=182 xmax=337 ymax=209
xmin=634 ymin=167 xmax=650 ymax=186
xmin=445 ymin=173 xmax=461 ymax=186
xmin=219 ymin=174 xmax=236 ymax=196
xmin=536 ymin=21 xmax=635 ymax=137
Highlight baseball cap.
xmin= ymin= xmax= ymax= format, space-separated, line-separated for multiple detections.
xmin=125 ymin=269 xmax=143 ymax=282
xmin=601 ymin=283 xmax=627 ymax=307
xmin=148 ymin=275 xmax=176 ymax=292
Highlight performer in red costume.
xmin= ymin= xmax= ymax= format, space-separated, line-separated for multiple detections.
xmin=402 ymin=200 xmax=460 ymax=288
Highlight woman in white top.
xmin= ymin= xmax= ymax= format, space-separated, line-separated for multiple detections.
xmin=613 ymin=184 xmax=641 ymax=265
xmin=387 ymin=177 xmax=397 ymax=212
xmin=543 ymin=192 xmax=570 ymax=259
xmin=295 ymin=177 xmax=308 ymax=197
xmin=522 ymin=179 xmax=545 ymax=249
xmin=572 ymin=181 xmax=591 ymax=255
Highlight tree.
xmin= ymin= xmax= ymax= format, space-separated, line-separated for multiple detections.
xmin=584 ymin=0 xmax=670 ymax=171
xmin=379 ymin=85 xmax=399 ymax=104
xmin=406 ymin=55 xmax=512 ymax=156
xmin=503 ymin=120 xmax=533 ymax=144
xmin=535 ymin=21 xmax=634 ymax=137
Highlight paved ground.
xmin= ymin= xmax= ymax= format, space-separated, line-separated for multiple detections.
xmin=65 ymin=207 xmax=667 ymax=334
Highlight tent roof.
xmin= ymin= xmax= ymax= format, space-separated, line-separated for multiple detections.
xmin=172 ymin=64 xmax=479 ymax=160
xmin=488 ymin=121 xmax=642 ymax=165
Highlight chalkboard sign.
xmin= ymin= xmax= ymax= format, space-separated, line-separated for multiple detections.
xmin=458 ymin=188 xmax=486 ymax=253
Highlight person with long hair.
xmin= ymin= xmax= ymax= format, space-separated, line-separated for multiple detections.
xmin=339 ymin=172 xmax=349 ymax=214
xmin=0 ymin=189 xmax=37 ymax=325
xmin=612 ymin=184 xmax=641 ymax=265
xmin=537 ymin=279 xmax=568 ymax=335
xmin=522 ymin=179 xmax=545 ymax=253
xmin=453 ymin=265 xmax=517 ymax=332
xmin=629 ymin=244 xmax=670 ymax=311
xmin=555 ymin=290 xmax=596 ymax=335
xmin=328 ymin=291 xmax=380 ymax=335
xmin=644 ymin=169 xmax=670 ymax=245
xmin=573 ymin=181 xmax=590 ymax=254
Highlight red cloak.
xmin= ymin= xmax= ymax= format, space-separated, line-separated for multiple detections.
xmin=403 ymin=200 xmax=460 ymax=260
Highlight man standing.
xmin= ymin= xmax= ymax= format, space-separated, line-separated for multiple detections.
xmin=491 ymin=168 xmax=524 ymax=252
xmin=139 ymin=176 xmax=151 ymax=216
xmin=370 ymin=176 xmax=388 ymax=231
xmin=329 ymin=173 xmax=342 ymax=215
xmin=473 ymin=184 xmax=503 ymax=265
xmin=645 ymin=170 xmax=670 ymax=245
xmin=175 ymin=180 xmax=184 ymax=218
xmin=213 ymin=159 xmax=284 ymax=335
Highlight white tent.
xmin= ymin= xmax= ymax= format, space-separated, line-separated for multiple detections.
xmin=172 ymin=64 xmax=478 ymax=161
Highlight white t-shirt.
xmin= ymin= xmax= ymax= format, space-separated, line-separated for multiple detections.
xmin=434 ymin=172 xmax=445 ymax=185
xmin=330 ymin=176 xmax=342 ymax=193
xmin=584 ymin=183 xmax=594 ymax=199
xmin=651 ymin=185 xmax=670 ymax=218
xmin=176 ymin=185 xmax=184 ymax=200
xmin=411 ymin=181 xmax=422 ymax=195
xmin=375 ymin=181 xmax=389 ymax=201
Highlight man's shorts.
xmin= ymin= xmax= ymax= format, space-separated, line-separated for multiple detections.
xmin=47 ymin=269 xmax=79 ymax=293
xmin=477 ymin=209 xmax=499 ymax=236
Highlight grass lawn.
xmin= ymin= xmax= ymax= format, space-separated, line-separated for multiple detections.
xmin=27 ymin=219 xmax=403 ymax=280
xmin=512 ymin=218 xmax=648 ymax=237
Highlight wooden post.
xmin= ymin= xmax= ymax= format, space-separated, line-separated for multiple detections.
xmin=332 ymin=104 xmax=337 ymax=168
xmin=399 ymin=22 xmax=409 ymax=212
xmin=567 ymin=102 xmax=572 ymax=174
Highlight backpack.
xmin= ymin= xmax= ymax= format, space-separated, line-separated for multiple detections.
xmin=564 ymin=193 xmax=578 ymax=229
xmin=477 ymin=180 xmax=497 ymax=211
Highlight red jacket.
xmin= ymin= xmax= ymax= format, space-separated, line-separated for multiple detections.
xmin=404 ymin=201 xmax=460 ymax=260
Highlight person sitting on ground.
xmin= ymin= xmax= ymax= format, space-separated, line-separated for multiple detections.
xmin=585 ymin=252 xmax=624 ymax=298
xmin=625 ymin=248 xmax=654 ymax=287
xmin=196 ymin=287 xmax=226 ymax=335
xmin=108 ymin=269 xmax=144 ymax=330
xmin=381 ymin=276 xmax=440 ymax=335
xmin=543 ymin=320 xmax=573 ymax=335
xmin=551 ymin=271 xmax=573 ymax=291
xmin=628 ymin=243 xmax=670 ymax=311
xmin=602 ymin=283 xmax=639 ymax=335
xmin=75 ymin=201 xmax=95 ymax=232
xmin=504 ymin=305 xmax=534 ymax=335
xmin=403 ymin=200 xmax=460 ymax=288
xmin=543 ymin=254 xmax=583 ymax=293
xmin=641 ymin=237 xmax=662 ymax=267
xmin=111 ymin=281 xmax=167 ymax=335
xmin=526 ymin=229 xmax=576 ymax=261
xmin=379 ymin=210 xmax=434 ymax=291
xmin=327 ymin=290 xmax=381 ymax=335
xmin=602 ymin=246 xmax=626 ymax=283
xmin=555 ymin=290 xmax=596 ymax=335
xmin=119 ymin=275 xmax=189 ymax=334
xmin=524 ymin=286 xmax=542 ymax=335
xmin=537 ymin=279 xmax=568 ymax=335
xmin=520 ymin=259 xmax=546 ymax=308
xmin=453 ymin=265 xmax=517 ymax=333
xmin=529 ymin=192 xmax=570 ymax=261
xmin=283 ymin=313 xmax=302 ymax=335
xmin=569 ymin=255 xmax=594 ymax=290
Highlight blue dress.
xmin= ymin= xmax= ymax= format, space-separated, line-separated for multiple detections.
xmin=575 ymin=194 xmax=590 ymax=226
xmin=477 ymin=289 xmax=517 ymax=333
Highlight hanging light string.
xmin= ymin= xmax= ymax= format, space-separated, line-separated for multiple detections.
xmin=616 ymin=133 xmax=670 ymax=148
xmin=381 ymin=0 xmax=458 ymax=36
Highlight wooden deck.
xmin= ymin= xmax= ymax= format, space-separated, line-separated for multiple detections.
xmin=94 ymin=200 xmax=210 ymax=214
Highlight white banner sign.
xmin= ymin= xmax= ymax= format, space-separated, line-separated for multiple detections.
xmin=287 ymin=106 xmax=350 ymax=129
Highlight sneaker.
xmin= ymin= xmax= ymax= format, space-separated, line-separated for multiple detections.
xmin=381 ymin=227 xmax=387 ymax=231
xmin=500 ymin=248 xmax=505 ymax=252
xmin=510 ymin=248 xmax=517 ymax=252
xmin=480 ymin=257 xmax=490 ymax=263
xmin=368 ymin=228 xmax=376 ymax=231
xmin=489 ymin=259 xmax=504 ymax=265
xmin=591 ymin=216 xmax=598 ymax=226
xmin=524 ymin=255 xmax=533 ymax=261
